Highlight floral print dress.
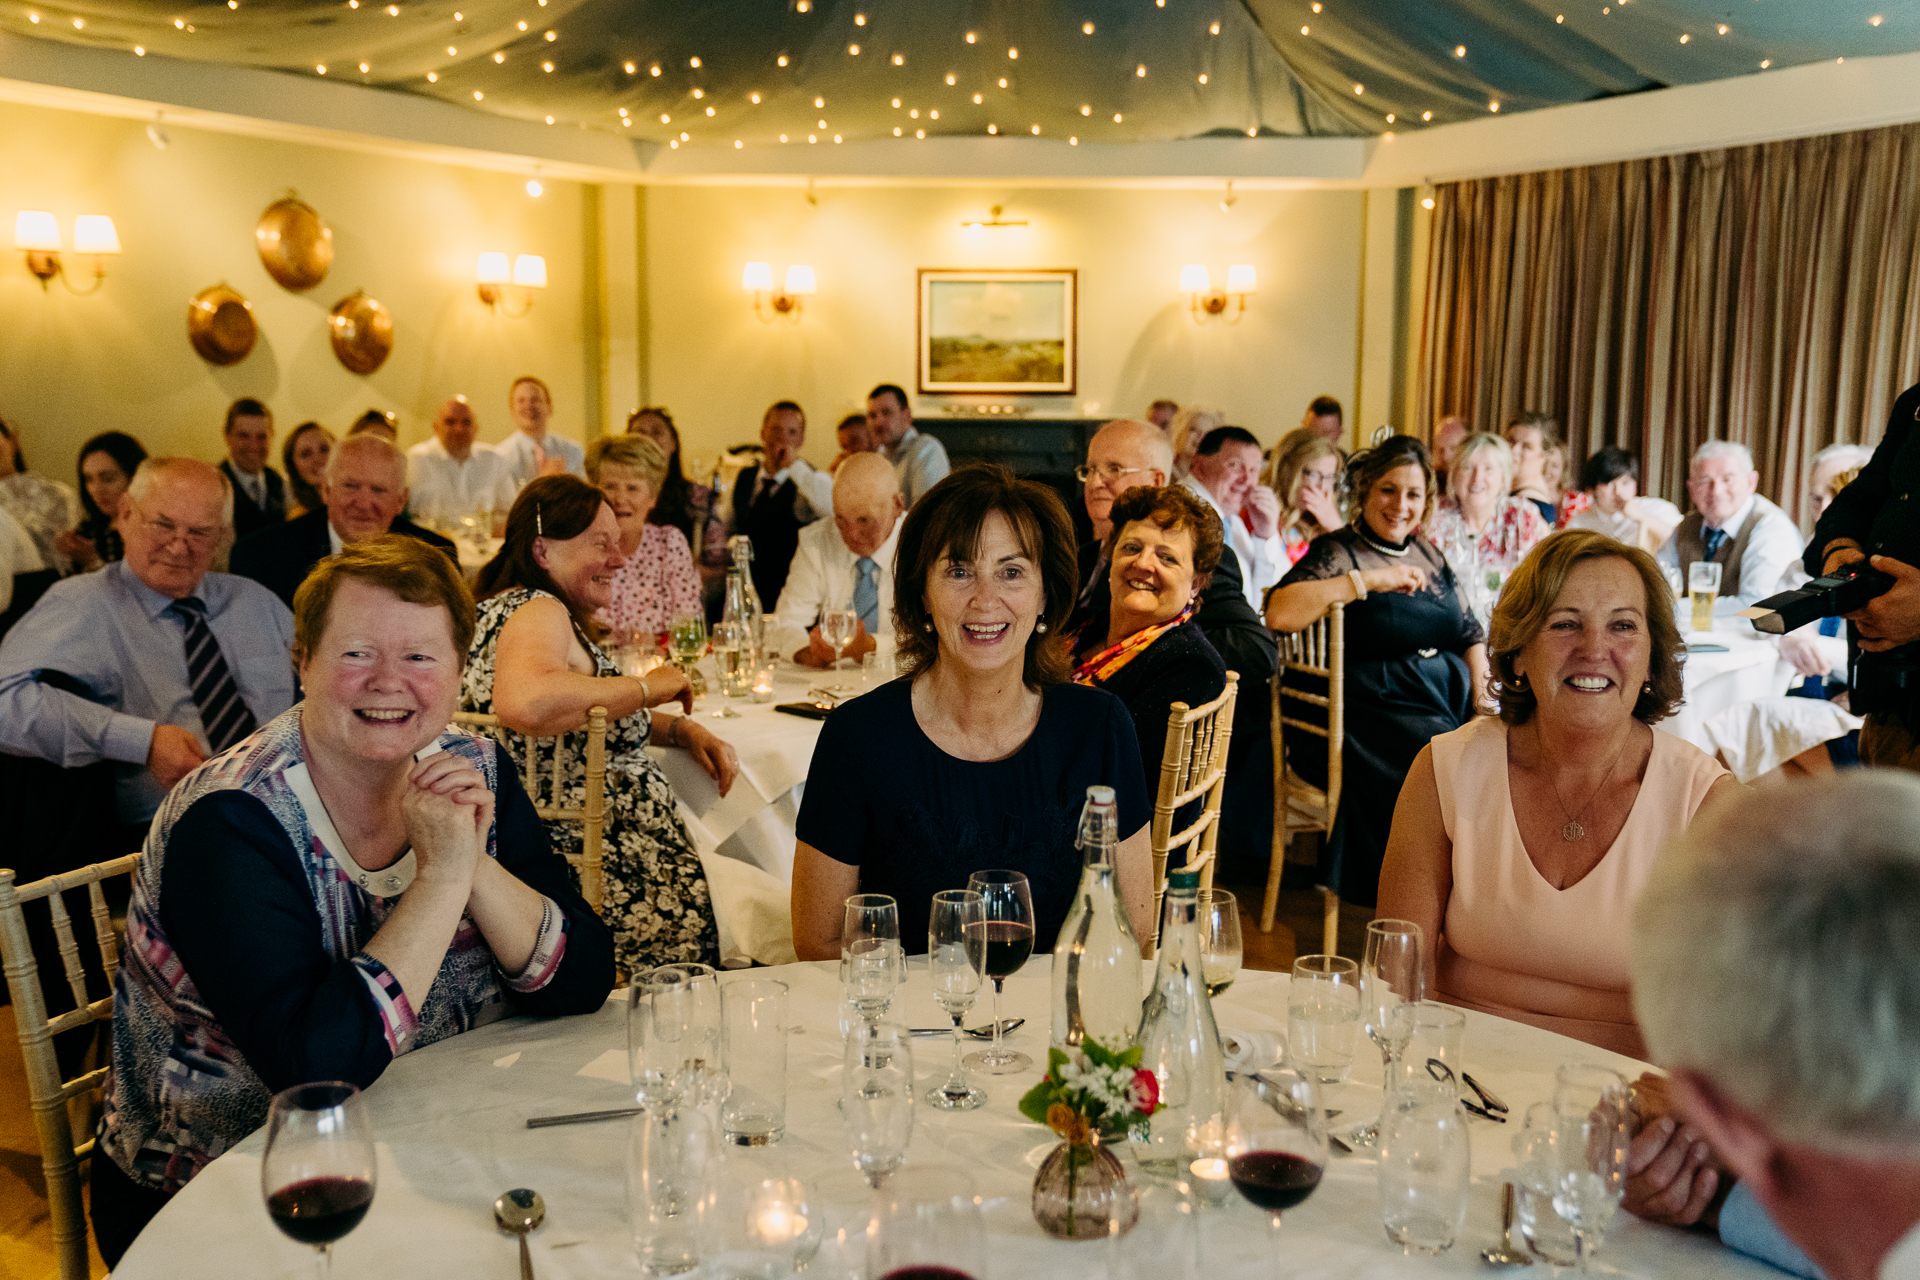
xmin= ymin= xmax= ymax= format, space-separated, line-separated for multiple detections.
xmin=463 ymin=587 xmax=720 ymax=972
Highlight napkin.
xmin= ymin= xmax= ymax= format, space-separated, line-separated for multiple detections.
xmin=1220 ymin=1027 xmax=1283 ymax=1072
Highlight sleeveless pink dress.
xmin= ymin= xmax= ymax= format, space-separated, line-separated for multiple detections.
xmin=1430 ymin=715 xmax=1726 ymax=1057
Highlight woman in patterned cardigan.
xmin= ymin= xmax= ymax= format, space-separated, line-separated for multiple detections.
xmin=92 ymin=536 xmax=614 ymax=1265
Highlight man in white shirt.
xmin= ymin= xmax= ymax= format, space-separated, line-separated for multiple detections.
xmin=407 ymin=396 xmax=519 ymax=531
xmin=770 ymin=453 xmax=902 ymax=667
xmin=866 ymin=382 xmax=949 ymax=505
xmin=492 ymin=375 xmax=585 ymax=485
xmin=1657 ymin=440 xmax=1802 ymax=615
xmin=1181 ymin=425 xmax=1284 ymax=610
xmin=1632 ymin=773 xmax=1920 ymax=1280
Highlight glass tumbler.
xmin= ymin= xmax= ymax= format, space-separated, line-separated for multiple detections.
xmin=1378 ymin=1082 xmax=1472 ymax=1255
xmin=721 ymin=977 xmax=788 ymax=1145
xmin=1287 ymin=954 xmax=1360 ymax=1084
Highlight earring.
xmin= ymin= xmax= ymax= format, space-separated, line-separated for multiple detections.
xmin=923 ymin=621 xmax=935 ymax=633
xmin=1510 ymin=672 xmax=1528 ymax=690
xmin=1036 ymin=622 xmax=1048 ymax=634
xmin=1642 ymin=681 xmax=1652 ymax=693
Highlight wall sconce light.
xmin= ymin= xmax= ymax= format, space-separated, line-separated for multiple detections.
xmin=743 ymin=261 xmax=815 ymax=321
xmin=1181 ymin=263 xmax=1256 ymax=323
xmin=476 ymin=252 xmax=546 ymax=316
xmin=15 ymin=211 xmax=119 ymax=294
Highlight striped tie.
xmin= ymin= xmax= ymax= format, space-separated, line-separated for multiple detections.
xmin=170 ymin=596 xmax=258 ymax=753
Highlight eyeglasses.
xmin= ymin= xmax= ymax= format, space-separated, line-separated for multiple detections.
xmin=129 ymin=501 xmax=221 ymax=551
xmin=1073 ymin=462 xmax=1154 ymax=485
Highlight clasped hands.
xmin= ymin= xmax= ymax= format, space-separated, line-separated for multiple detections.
xmin=400 ymin=751 xmax=496 ymax=890
xmin=794 ymin=619 xmax=876 ymax=668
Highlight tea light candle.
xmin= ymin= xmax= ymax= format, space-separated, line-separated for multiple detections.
xmin=751 ymin=668 xmax=776 ymax=703
xmin=748 ymin=1202 xmax=808 ymax=1246
xmin=1189 ymin=1156 xmax=1235 ymax=1206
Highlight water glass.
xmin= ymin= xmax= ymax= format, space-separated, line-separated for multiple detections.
xmin=1550 ymin=1063 xmax=1632 ymax=1271
xmin=662 ymin=962 xmax=725 ymax=1107
xmin=861 ymin=648 xmax=897 ymax=689
xmin=720 ymin=977 xmax=787 ymax=1145
xmin=1287 ymin=954 xmax=1360 ymax=1084
xmin=925 ymin=889 xmax=987 ymax=1111
xmin=630 ymin=966 xmax=697 ymax=1109
xmin=1197 ymin=889 xmax=1242 ymax=997
xmin=842 ymin=1021 xmax=915 ymax=1186
xmin=261 ymin=1082 xmax=377 ymax=1279
xmin=627 ymin=1104 xmax=713 ymax=1278
xmin=1354 ymin=918 xmax=1425 ymax=1149
xmin=841 ymin=894 xmax=906 ymax=1025
xmin=712 ymin=618 xmax=751 ymax=700
xmin=1378 ymin=1086 xmax=1472 ymax=1255
xmin=865 ymin=1167 xmax=986 ymax=1280
xmin=1386 ymin=1001 xmax=1465 ymax=1100
xmin=1512 ymin=1102 xmax=1581 ymax=1265
xmin=822 ymin=608 xmax=858 ymax=688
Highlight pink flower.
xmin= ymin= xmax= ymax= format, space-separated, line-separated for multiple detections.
xmin=1131 ymin=1067 xmax=1159 ymax=1113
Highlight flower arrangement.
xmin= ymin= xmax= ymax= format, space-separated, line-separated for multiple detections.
xmin=1018 ymin=1039 xmax=1162 ymax=1141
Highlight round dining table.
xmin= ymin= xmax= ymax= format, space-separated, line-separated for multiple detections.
xmin=113 ymin=962 xmax=1778 ymax=1280
xmin=1662 ymin=616 xmax=1794 ymax=749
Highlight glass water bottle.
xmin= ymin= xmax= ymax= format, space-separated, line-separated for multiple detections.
xmin=1050 ymin=786 xmax=1144 ymax=1056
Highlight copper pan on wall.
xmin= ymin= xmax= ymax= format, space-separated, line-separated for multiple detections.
xmin=255 ymin=194 xmax=333 ymax=292
xmin=328 ymin=291 xmax=392 ymax=375
xmin=186 ymin=284 xmax=256 ymax=365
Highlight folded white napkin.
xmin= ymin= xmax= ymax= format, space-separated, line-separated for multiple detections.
xmin=1220 ymin=1027 xmax=1283 ymax=1072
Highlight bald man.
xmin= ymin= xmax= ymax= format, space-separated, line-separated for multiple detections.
xmin=231 ymin=435 xmax=456 ymax=607
xmin=407 ymin=395 xmax=519 ymax=530
xmin=770 ymin=452 xmax=905 ymax=667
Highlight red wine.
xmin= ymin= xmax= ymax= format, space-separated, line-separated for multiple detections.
xmin=880 ymin=1268 xmax=976 ymax=1280
xmin=267 ymin=1176 xmax=375 ymax=1246
xmin=966 ymin=919 xmax=1034 ymax=979
xmin=1227 ymin=1151 xmax=1323 ymax=1212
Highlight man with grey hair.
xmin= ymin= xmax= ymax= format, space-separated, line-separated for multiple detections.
xmin=1631 ymin=772 xmax=1920 ymax=1280
xmin=1657 ymin=439 xmax=1803 ymax=615
xmin=231 ymin=433 xmax=455 ymax=607
xmin=770 ymin=452 xmax=904 ymax=667
xmin=0 ymin=458 xmax=297 ymax=827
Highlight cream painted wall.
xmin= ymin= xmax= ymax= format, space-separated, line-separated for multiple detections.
xmin=639 ymin=184 xmax=1366 ymax=475
xmin=0 ymin=97 xmax=593 ymax=482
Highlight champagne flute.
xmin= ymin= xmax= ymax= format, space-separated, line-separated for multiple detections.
xmin=822 ymin=608 xmax=858 ymax=691
xmin=1550 ymin=1063 xmax=1632 ymax=1272
xmin=962 ymin=870 xmax=1035 ymax=1075
xmin=1197 ymin=888 xmax=1243 ymax=997
xmin=1224 ymin=1068 xmax=1328 ymax=1278
xmin=841 ymin=894 xmax=906 ymax=1026
xmin=262 ymin=1081 xmax=378 ymax=1279
xmin=1353 ymin=918 xmax=1425 ymax=1148
xmin=842 ymin=1021 xmax=914 ymax=1187
xmin=926 ymin=889 xmax=987 ymax=1111
xmin=867 ymin=1167 xmax=987 ymax=1280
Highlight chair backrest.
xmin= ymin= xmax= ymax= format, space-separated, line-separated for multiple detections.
xmin=450 ymin=708 xmax=608 ymax=911
xmin=1149 ymin=673 xmax=1240 ymax=942
xmin=0 ymin=854 xmax=141 ymax=1280
xmin=1275 ymin=601 xmax=1346 ymax=818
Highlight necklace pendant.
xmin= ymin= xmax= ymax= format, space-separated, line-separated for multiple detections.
xmin=1561 ymin=820 xmax=1586 ymax=842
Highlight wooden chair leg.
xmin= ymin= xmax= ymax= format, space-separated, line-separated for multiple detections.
xmin=1260 ymin=829 xmax=1287 ymax=934
xmin=1321 ymin=887 xmax=1340 ymax=957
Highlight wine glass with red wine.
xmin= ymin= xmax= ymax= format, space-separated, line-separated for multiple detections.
xmin=1224 ymin=1068 xmax=1329 ymax=1269
xmin=262 ymin=1081 xmax=378 ymax=1278
xmin=961 ymin=869 xmax=1034 ymax=1075
xmin=866 ymin=1166 xmax=986 ymax=1280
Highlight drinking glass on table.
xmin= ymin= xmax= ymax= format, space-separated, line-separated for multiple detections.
xmin=925 ymin=889 xmax=988 ymax=1110
xmin=821 ymin=608 xmax=859 ymax=690
xmin=668 ymin=611 xmax=708 ymax=698
xmin=866 ymin=1167 xmax=987 ymax=1280
xmin=1386 ymin=1001 xmax=1465 ymax=1100
xmin=262 ymin=1081 xmax=377 ymax=1278
xmin=660 ymin=962 xmax=725 ymax=1107
xmin=1287 ymin=954 xmax=1360 ymax=1084
xmin=721 ymin=977 xmax=789 ymax=1145
xmin=962 ymin=869 xmax=1035 ymax=1075
xmin=1197 ymin=888 xmax=1242 ymax=997
xmin=710 ymin=618 xmax=749 ymax=714
xmin=1689 ymin=559 xmax=1723 ymax=633
xmin=841 ymin=893 xmax=906 ymax=1026
xmin=1377 ymin=1066 xmax=1471 ymax=1255
xmin=1352 ymin=918 xmax=1425 ymax=1148
xmin=1548 ymin=1062 xmax=1632 ymax=1272
xmin=843 ymin=1021 xmax=915 ymax=1187
xmin=1223 ymin=1068 xmax=1328 ymax=1276
xmin=630 ymin=965 xmax=697 ymax=1109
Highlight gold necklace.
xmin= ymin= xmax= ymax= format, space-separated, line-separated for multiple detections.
xmin=1538 ymin=722 xmax=1633 ymax=842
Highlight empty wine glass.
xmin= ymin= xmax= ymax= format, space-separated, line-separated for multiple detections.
xmin=1550 ymin=1063 xmax=1632 ymax=1272
xmin=822 ymin=608 xmax=858 ymax=691
xmin=963 ymin=870 xmax=1035 ymax=1075
xmin=841 ymin=894 xmax=906 ymax=1026
xmin=843 ymin=1021 xmax=915 ymax=1187
xmin=866 ymin=1167 xmax=986 ymax=1280
xmin=1197 ymin=889 xmax=1243 ymax=997
xmin=262 ymin=1081 xmax=378 ymax=1278
xmin=925 ymin=889 xmax=987 ymax=1111
xmin=1352 ymin=918 xmax=1425 ymax=1148
xmin=1224 ymin=1068 xmax=1328 ymax=1278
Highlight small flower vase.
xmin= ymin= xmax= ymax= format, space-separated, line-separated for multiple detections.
xmin=1031 ymin=1137 xmax=1139 ymax=1241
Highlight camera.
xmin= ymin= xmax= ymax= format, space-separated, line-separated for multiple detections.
xmin=1739 ymin=562 xmax=1896 ymax=635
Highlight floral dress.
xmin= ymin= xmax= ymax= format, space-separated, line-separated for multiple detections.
xmin=602 ymin=523 xmax=703 ymax=639
xmin=463 ymin=587 xmax=720 ymax=972
xmin=1424 ymin=495 xmax=1550 ymax=625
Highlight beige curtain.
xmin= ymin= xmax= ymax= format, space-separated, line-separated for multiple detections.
xmin=1417 ymin=123 xmax=1920 ymax=523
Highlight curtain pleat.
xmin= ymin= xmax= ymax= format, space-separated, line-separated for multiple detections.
xmin=1417 ymin=123 xmax=1920 ymax=524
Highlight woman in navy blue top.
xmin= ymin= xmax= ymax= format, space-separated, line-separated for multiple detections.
xmin=792 ymin=465 xmax=1153 ymax=959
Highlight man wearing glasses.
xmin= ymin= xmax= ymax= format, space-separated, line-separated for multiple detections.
xmin=0 ymin=457 xmax=297 ymax=833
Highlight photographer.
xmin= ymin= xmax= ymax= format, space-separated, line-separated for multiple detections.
xmin=1806 ymin=379 xmax=1920 ymax=769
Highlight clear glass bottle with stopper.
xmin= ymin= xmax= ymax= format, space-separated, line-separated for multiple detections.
xmin=1131 ymin=867 xmax=1227 ymax=1180
xmin=726 ymin=535 xmax=765 ymax=661
xmin=1050 ymin=785 xmax=1143 ymax=1057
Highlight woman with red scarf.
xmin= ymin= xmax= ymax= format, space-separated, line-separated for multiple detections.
xmin=1071 ymin=485 xmax=1228 ymax=791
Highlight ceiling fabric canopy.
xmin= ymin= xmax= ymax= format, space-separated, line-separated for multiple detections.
xmin=3 ymin=0 xmax=1914 ymax=153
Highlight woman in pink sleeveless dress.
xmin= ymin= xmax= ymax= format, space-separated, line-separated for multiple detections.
xmin=1379 ymin=529 xmax=1740 ymax=1057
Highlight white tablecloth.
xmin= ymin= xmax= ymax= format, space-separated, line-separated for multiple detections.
xmin=1662 ymin=617 xmax=1795 ymax=750
xmin=115 ymin=963 xmax=1776 ymax=1280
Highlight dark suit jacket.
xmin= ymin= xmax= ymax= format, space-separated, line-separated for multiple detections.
xmin=230 ymin=508 xmax=458 ymax=607
xmin=731 ymin=465 xmax=806 ymax=607
xmin=221 ymin=461 xmax=287 ymax=541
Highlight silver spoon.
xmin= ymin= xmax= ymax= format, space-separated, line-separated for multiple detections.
xmin=1481 ymin=1182 xmax=1534 ymax=1267
xmin=494 ymin=1187 xmax=546 ymax=1280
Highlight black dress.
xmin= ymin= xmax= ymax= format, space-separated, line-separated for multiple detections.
xmin=1278 ymin=526 xmax=1484 ymax=906
xmin=1072 ymin=618 xmax=1228 ymax=811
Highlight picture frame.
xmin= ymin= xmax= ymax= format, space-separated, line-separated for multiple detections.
xmin=917 ymin=268 xmax=1077 ymax=395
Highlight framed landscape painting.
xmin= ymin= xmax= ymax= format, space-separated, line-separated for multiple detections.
xmin=918 ymin=268 xmax=1077 ymax=395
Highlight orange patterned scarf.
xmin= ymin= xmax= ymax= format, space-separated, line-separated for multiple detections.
xmin=1071 ymin=605 xmax=1196 ymax=687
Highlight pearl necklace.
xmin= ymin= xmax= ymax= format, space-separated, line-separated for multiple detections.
xmin=1356 ymin=526 xmax=1412 ymax=558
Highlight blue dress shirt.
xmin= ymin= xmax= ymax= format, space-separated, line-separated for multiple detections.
xmin=0 ymin=560 xmax=297 ymax=821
